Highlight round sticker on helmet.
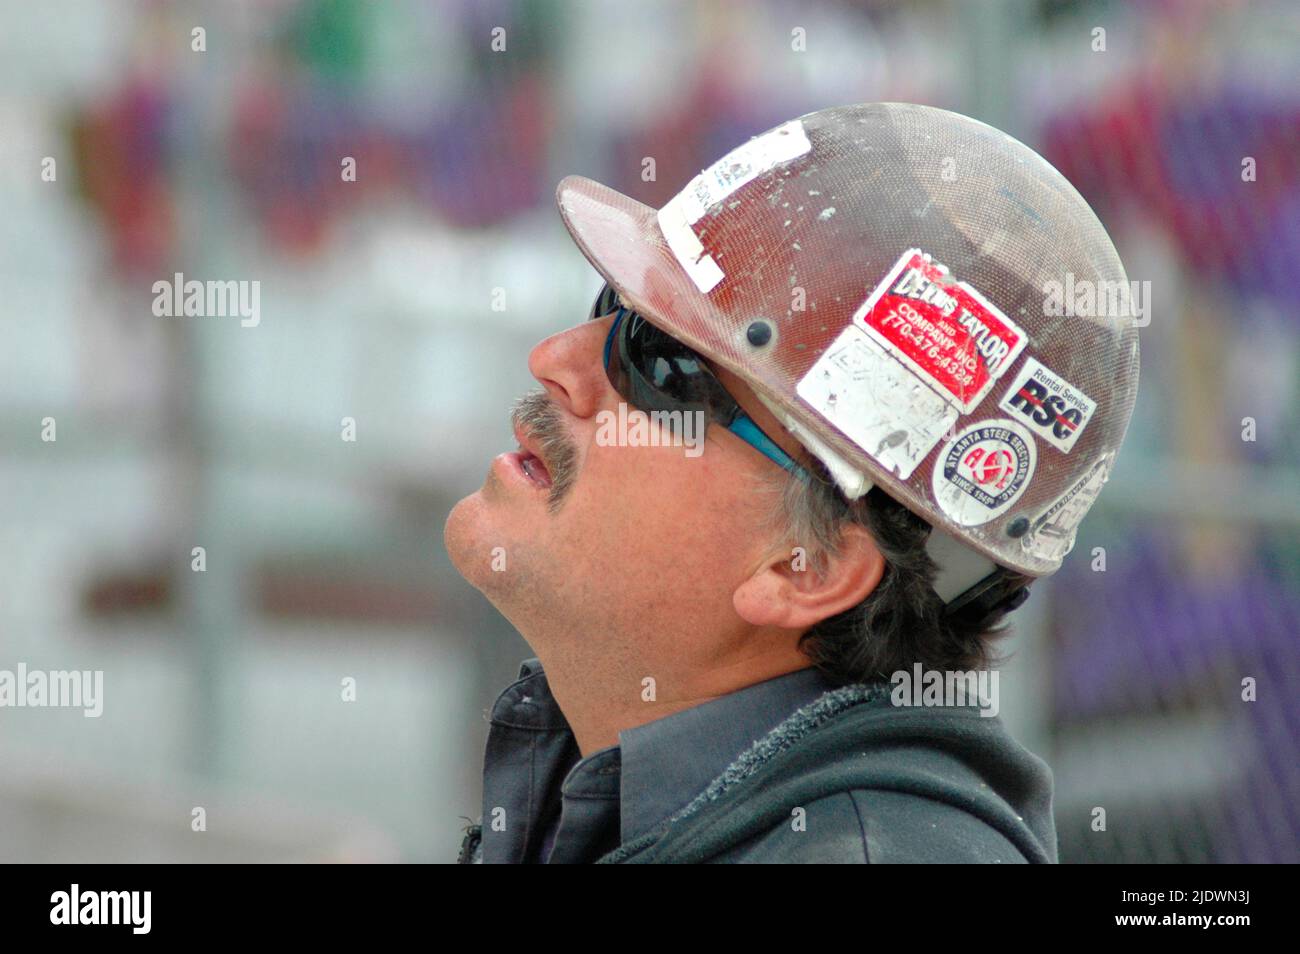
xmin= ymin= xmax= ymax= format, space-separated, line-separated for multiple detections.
xmin=931 ymin=419 xmax=1038 ymax=526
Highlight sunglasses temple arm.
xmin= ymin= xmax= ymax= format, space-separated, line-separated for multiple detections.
xmin=728 ymin=414 xmax=812 ymax=482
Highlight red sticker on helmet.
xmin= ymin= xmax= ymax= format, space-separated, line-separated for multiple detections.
xmin=853 ymin=249 xmax=1028 ymax=414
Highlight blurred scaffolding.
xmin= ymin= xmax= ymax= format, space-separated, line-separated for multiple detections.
xmin=0 ymin=0 xmax=1296 ymax=862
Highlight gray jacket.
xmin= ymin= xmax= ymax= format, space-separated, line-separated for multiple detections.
xmin=458 ymin=657 xmax=1057 ymax=863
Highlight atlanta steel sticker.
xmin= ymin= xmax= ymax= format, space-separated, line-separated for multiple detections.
xmin=998 ymin=355 xmax=1097 ymax=453
xmin=853 ymin=249 xmax=1028 ymax=414
xmin=931 ymin=419 xmax=1038 ymax=527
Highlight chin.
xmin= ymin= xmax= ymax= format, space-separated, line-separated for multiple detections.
xmin=443 ymin=492 xmax=491 ymax=589
xmin=444 ymin=489 xmax=540 ymax=598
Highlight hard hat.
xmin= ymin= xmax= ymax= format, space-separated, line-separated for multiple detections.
xmin=556 ymin=102 xmax=1139 ymax=600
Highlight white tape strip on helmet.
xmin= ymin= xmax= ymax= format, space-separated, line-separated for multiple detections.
xmin=753 ymin=392 xmax=873 ymax=500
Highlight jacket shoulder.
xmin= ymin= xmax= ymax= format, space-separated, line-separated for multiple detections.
xmin=709 ymin=789 xmax=1031 ymax=864
xmin=709 ymin=791 xmax=866 ymax=863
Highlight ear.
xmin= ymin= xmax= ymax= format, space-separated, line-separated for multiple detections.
xmin=733 ymin=523 xmax=886 ymax=631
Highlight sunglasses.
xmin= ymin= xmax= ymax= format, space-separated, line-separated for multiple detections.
xmin=589 ymin=283 xmax=811 ymax=481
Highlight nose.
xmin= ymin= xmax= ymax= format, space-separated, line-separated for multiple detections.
xmin=526 ymin=316 xmax=615 ymax=420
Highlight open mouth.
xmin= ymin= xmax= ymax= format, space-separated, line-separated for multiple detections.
xmin=517 ymin=447 xmax=553 ymax=489
xmin=512 ymin=423 xmax=554 ymax=490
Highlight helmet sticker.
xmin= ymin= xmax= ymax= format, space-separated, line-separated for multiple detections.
xmin=854 ymin=249 xmax=1028 ymax=414
xmin=931 ymin=419 xmax=1038 ymax=526
xmin=669 ymin=119 xmax=812 ymax=225
xmin=796 ymin=324 xmax=957 ymax=480
xmin=1022 ymin=453 xmax=1113 ymax=561
xmin=997 ymin=355 xmax=1097 ymax=453
xmin=657 ymin=119 xmax=812 ymax=293
xmin=658 ymin=197 xmax=725 ymax=292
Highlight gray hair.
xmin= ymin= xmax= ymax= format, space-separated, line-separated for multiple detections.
xmin=757 ymin=459 xmax=1025 ymax=685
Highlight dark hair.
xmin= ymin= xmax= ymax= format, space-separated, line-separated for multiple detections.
xmin=760 ymin=459 xmax=1030 ymax=686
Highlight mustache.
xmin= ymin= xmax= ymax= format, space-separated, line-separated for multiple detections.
xmin=510 ymin=390 xmax=579 ymax=513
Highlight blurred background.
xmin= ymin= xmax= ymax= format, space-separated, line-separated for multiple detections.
xmin=1 ymin=0 xmax=1296 ymax=863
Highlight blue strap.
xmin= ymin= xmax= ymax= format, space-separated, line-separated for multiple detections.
xmin=729 ymin=413 xmax=811 ymax=482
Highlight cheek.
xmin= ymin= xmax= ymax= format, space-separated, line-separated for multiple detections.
xmin=561 ymin=438 xmax=765 ymax=585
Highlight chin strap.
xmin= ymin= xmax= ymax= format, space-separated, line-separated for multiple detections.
xmin=925 ymin=527 xmax=1031 ymax=615
xmin=924 ymin=527 xmax=995 ymax=603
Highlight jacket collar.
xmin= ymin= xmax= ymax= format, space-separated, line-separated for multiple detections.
xmin=614 ymin=665 xmax=836 ymax=842
xmin=489 ymin=657 xmax=837 ymax=846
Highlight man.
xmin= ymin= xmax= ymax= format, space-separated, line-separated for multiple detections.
xmin=445 ymin=102 xmax=1139 ymax=863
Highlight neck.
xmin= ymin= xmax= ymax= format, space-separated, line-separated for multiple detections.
xmin=535 ymin=635 xmax=814 ymax=756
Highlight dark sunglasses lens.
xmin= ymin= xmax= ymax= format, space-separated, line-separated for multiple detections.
xmin=620 ymin=313 xmax=728 ymax=425
xmin=624 ymin=315 xmax=693 ymax=391
xmin=592 ymin=284 xmax=729 ymax=426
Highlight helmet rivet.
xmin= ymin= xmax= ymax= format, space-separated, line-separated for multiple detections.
xmin=746 ymin=320 xmax=773 ymax=347
xmin=1007 ymin=517 xmax=1030 ymax=538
